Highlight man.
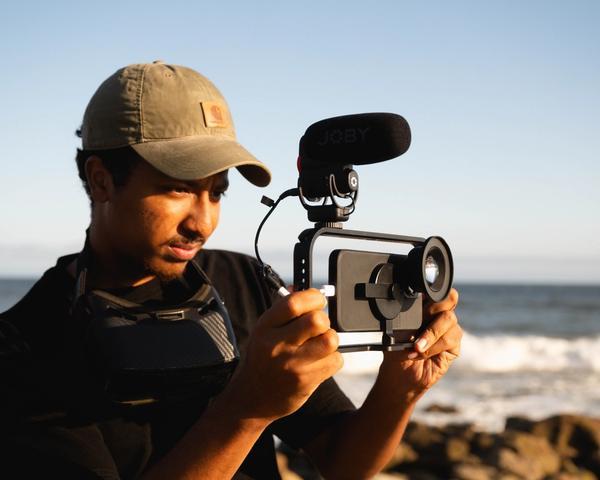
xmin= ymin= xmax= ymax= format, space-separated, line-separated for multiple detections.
xmin=0 ymin=61 xmax=462 ymax=479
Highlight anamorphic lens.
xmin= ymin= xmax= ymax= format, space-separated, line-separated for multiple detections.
xmin=424 ymin=255 xmax=439 ymax=285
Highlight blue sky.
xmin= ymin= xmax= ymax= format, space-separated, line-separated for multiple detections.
xmin=0 ymin=1 xmax=599 ymax=283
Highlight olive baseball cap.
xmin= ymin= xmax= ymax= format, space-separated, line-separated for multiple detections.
xmin=80 ymin=61 xmax=271 ymax=187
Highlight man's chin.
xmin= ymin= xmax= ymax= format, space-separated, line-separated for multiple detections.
xmin=145 ymin=258 xmax=189 ymax=282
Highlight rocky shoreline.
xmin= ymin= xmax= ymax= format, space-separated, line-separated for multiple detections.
xmin=276 ymin=413 xmax=600 ymax=479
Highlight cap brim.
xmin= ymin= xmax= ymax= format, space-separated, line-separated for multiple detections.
xmin=131 ymin=135 xmax=271 ymax=187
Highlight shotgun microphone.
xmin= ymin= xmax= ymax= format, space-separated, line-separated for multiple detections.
xmin=298 ymin=112 xmax=411 ymax=169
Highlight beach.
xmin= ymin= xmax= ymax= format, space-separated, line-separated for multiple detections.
xmin=282 ymin=283 xmax=600 ymax=479
xmin=335 ymin=283 xmax=600 ymax=432
xmin=277 ymin=413 xmax=600 ymax=479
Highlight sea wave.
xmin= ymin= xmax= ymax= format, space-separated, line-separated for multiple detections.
xmin=338 ymin=331 xmax=600 ymax=375
xmin=457 ymin=331 xmax=600 ymax=372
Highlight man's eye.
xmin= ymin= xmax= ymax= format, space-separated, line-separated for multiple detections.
xmin=211 ymin=190 xmax=227 ymax=201
xmin=168 ymin=186 xmax=190 ymax=194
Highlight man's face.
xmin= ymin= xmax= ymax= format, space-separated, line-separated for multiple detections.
xmin=97 ymin=159 xmax=229 ymax=282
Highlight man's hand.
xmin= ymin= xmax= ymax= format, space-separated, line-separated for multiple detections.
xmin=380 ymin=288 xmax=462 ymax=401
xmin=302 ymin=289 xmax=462 ymax=479
xmin=221 ymin=289 xmax=344 ymax=422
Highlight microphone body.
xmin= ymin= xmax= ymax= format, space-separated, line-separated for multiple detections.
xmin=299 ymin=112 xmax=411 ymax=168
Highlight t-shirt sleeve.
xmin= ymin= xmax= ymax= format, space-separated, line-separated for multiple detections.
xmin=270 ymin=377 xmax=355 ymax=450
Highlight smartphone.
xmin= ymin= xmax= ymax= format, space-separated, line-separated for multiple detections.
xmin=328 ymin=249 xmax=424 ymax=343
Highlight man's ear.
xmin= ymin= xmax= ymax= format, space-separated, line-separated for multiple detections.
xmin=85 ymin=155 xmax=114 ymax=203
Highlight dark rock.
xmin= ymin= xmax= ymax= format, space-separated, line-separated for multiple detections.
xmin=496 ymin=447 xmax=546 ymax=479
xmin=505 ymin=414 xmax=600 ymax=472
xmin=444 ymin=423 xmax=476 ymax=442
xmin=402 ymin=422 xmax=450 ymax=473
xmin=505 ymin=416 xmax=536 ymax=432
xmin=553 ymin=471 xmax=597 ymax=480
xmin=452 ymin=462 xmax=498 ymax=480
xmin=558 ymin=458 xmax=599 ymax=479
xmin=561 ymin=457 xmax=583 ymax=474
xmin=404 ymin=422 xmax=445 ymax=450
xmin=392 ymin=471 xmax=438 ymax=480
xmin=446 ymin=437 xmax=471 ymax=462
xmin=495 ymin=472 xmax=525 ymax=480
xmin=276 ymin=414 xmax=600 ymax=479
xmin=424 ymin=403 xmax=460 ymax=414
xmin=470 ymin=431 xmax=498 ymax=456
xmin=487 ymin=431 xmax=561 ymax=479
xmin=583 ymin=450 xmax=600 ymax=476
xmin=393 ymin=422 xmax=475 ymax=476
xmin=383 ymin=442 xmax=419 ymax=471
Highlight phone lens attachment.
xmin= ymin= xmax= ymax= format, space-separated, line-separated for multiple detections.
xmin=405 ymin=237 xmax=453 ymax=302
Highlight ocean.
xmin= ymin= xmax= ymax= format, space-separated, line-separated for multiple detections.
xmin=2 ymin=279 xmax=599 ymax=432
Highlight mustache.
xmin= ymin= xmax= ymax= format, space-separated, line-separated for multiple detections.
xmin=168 ymin=234 xmax=205 ymax=247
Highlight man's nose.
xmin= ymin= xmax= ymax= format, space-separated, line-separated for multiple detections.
xmin=181 ymin=192 xmax=214 ymax=239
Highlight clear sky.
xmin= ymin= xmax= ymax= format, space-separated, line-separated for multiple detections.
xmin=1 ymin=1 xmax=599 ymax=283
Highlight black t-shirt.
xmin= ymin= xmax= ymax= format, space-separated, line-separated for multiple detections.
xmin=0 ymin=249 xmax=355 ymax=479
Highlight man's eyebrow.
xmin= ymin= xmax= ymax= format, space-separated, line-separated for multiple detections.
xmin=179 ymin=176 xmax=229 ymax=190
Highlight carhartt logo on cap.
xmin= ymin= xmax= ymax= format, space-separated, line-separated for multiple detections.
xmin=201 ymin=101 xmax=228 ymax=128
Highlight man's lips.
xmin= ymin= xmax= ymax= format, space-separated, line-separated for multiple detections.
xmin=167 ymin=242 xmax=202 ymax=261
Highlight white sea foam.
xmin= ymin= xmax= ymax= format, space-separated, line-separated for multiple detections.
xmin=336 ymin=340 xmax=600 ymax=431
xmin=457 ymin=331 xmax=600 ymax=372
xmin=338 ymin=331 xmax=600 ymax=375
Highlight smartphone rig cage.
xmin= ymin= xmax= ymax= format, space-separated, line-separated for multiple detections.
xmin=255 ymin=113 xmax=454 ymax=353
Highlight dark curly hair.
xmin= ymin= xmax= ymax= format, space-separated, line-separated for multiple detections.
xmin=75 ymin=146 xmax=142 ymax=201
